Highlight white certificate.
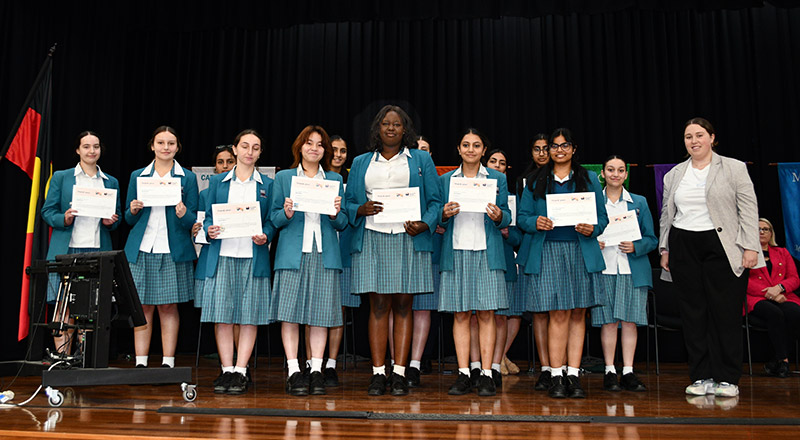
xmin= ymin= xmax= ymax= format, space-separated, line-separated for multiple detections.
xmin=137 ymin=176 xmax=182 ymax=207
xmin=372 ymin=187 xmax=421 ymax=224
xmin=71 ymin=186 xmax=117 ymax=218
xmin=194 ymin=211 xmax=208 ymax=244
xmin=598 ymin=210 xmax=642 ymax=246
xmin=546 ymin=192 xmax=598 ymax=226
xmin=508 ymin=195 xmax=517 ymax=227
xmin=289 ymin=176 xmax=340 ymax=216
xmin=212 ymin=202 xmax=262 ymax=239
xmin=449 ymin=177 xmax=496 ymax=213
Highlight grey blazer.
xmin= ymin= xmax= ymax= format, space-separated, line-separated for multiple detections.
xmin=659 ymin=152 xmax=764 ymax=280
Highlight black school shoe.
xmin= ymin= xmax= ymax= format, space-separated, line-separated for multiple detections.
xmin=476 ymin=374 xmax=497 ymax=396
xmin=491 ymin=369 xmax=502 ymax=389
xmin=406 ymin=367 xmax=421 ymax=388
xmin=367 ymin=374 xmax=387 ymax=396
xmin=309 ymin=371 xmax=327 ymax=395
xmin=389 ymin=372 xmax=410 ymax=396
xmin=227 ymin=372 xmax=249 ymax=395
xmin=548 ymin=375 xmax=567 ymax=398
xmin=765 ymin=360 xmax=790 ymax=378
xmin=286 ymin=371 xmax=309 ymax=396
xmin=621 ymin=372 xmax=647 ymax=392
xmin=448 ymin=372 xmax=473 ymax=395
xmin=603 ymin=372 xmax=622 ymax=392
xmin=470 ymin=368 xmax=481 ymax=389
xmin=566 ymin=374 xmax=585 ymax=399
xmin=323 ymin=367 xmax=340 ymax=387
xmin=213 ymin=371 xmax=234 ymax=394
xmin=534 ymin=370 xmax=552 ymax=391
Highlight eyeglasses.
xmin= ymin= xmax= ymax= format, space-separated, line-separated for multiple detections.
xmin=549 ymin=142 xmax=574 ymax=152
xmin=533 ymin=147 xmax=549 ymax=154
xmin=215 ymin=144 xmax=233 ymax=150
xmin=759 ymin=227 xmax=771 ymax=233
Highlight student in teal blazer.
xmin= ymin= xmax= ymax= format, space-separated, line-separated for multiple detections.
xmin=269 ymin=125 xmax=348 ymax=396
xmin=517 ymin=128 xmax=608 ymax=399
xmin=41 ymin=131 xmax=121 ymax=355
xmin=124 ymin=126 xmax=198 ymax=370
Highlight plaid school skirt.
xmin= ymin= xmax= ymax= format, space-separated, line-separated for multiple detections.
xmin=526 ymin=241 xmax=603 ymax=312
xmin=439 ymin=250 xmax=508 ymax=313
xmin=340 ymin=267 xmax=361 ymax=308
xmin=413 ymin=263 xmax=441 ymax=311
xmin=200 ymin=256 xmax=271 ymax=325
xmin=271 ymin=248 xmax=342 ymax=327
xmin=129 ymin=252 xmax=193 ymax=305
xmin=590 ymin=274 xmax=648 ymax=326
xmin=496 ymin=280 xmax=522 ymax=317
xmin=351 ymin=229 xmax=433 ymax=295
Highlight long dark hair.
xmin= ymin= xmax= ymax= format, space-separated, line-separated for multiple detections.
xmin=367 ymin=105 xmax=418 ymax=152
xmin=517 ymin=133 xmax=548 ymax=195
xmin=527 ymin=128 xmax=591 ymax=199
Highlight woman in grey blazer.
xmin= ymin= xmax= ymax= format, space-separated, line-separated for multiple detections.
xmin=659 ymin=117 xmax=762 ymax=398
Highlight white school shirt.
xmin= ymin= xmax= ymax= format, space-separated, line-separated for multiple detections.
xmin=298 ymin=165 xmax=323 ymax=253
xmin=219 ymin=167 xmax=260 ymax=258
xmin=139 ymin=160 xmax=185 ymax=254
xmin=364 ymin=148 xmax=412 ymax=234
xmin=672 ymin=164 xmax=715 ymax=231
xmin=69 ymin=164 xmax=107 ymax=248
xmin=452 ymin=165 xmax=488 ymax=251
xmin=601 ymin=187 xmax=633 ymax=275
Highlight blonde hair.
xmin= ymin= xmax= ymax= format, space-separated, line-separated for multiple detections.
xmin=759 ymin=218 xmax=778 ymax=247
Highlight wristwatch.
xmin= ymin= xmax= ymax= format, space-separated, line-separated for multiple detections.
xmin=779 ymin=284 xmax=786 ymax=293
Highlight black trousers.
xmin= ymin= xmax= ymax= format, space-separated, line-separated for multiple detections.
xmin=669 ymin=227 xmax=748 ymax=384
xmin=751 ymin=300 xmax=800 ymax=360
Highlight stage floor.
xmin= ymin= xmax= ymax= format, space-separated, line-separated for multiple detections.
xmin=1 ymin=356 xmax=799 ymax=439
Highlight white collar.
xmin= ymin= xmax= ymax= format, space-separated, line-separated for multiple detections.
xmin=297 ymin=164 xmax=326 ymax=179
xmin=553 ymin=170 xmax=573 ymax=184
xmin=454 ymin=164 xmax=489 ymax=178
xmin=73 ymin=164 xmax=108 ymax=180
xmin=142 ymin=159 xmax=185 ymax=177
xmin=222 ymin=166 xmax=263 ymax=184
xmin=373 ymin=147 xmax=412 ymax=162
xmin=604 ymin=187 xmax=633 ymax=204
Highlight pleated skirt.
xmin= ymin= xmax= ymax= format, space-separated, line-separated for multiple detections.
xmin=271 ymin=250 xmax=342 ymax=327
xmin=340 ymin=267 xmax=361 ymax=308
xmin=590 ymin=274 xmax=648 ymax=326
xmin=46 ymin=247 xmax=98 ymax=303
xmin=526 ymin=241 xmax=603 ymax=312
xmin=439 ymin=250 xmax=508 ymax=313
xmin=200 ymin=257 xmax=271 ymax=325
xmin=496 ymin=280 xmax=522 ymax=317
xmin=413 ymin=264 xmax=441 ymax=311
xmin=351 ymin=229 xmax=432 ymax=295
xmin=129 ymin=252 xmax=193 ymax=305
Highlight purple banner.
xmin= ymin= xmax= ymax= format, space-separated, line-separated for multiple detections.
xmin=654 ymin=163 xmax=677 ymax=218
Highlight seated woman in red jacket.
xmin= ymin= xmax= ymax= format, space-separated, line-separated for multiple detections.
xmin=746 ymin=218 xmax=800 ymax=377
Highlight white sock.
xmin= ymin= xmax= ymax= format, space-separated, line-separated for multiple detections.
xmin=567 ymin=366 xmax=580 ymax=377
xmin=305 ymin=359 xmax=311 ymax=369
xmin=409 ymin=360 xmax=421 ymax=370
xmin=136 ymin=355 xmax=148 ymax=366
xmin=491 ymin=363 xmax=501 ymax=373
xmin=326 ymin=358 xmax=337 ymax=369
xmin=222 ymin=365 xmax=234 ymax=373
xmin=287 ymin=359 xmax=300 ymax=376
xmin=309 ymin=357 xmax=322 ymax=373
xmin=233 ymin=366 xmax=247 ymax=375
xmin=372 ymin=365 xmax=386 ymax=376
xmin=459 ymin=367 xmax=470 ymax=376
xmin=605 ymin=365 xmax=617 ymax=374
xmin=481 ymin=369 xmax=492 ymax=377
xmin=541 ymin=366 xmax=551 ymax=373
xmin=162 ymin=356 xmax=175 ymax=368
xmin=393 ymin=365 xmax=406 ymax=377
xmin=550 ymin=366 xmax=564 ymax=377
xmin=622 ymin=366 xmax=634 ymax=375
xmin=391 ymin=359 xmax=395 ymax=366
xmin=470 ymin=361 xmax=481 ymax=370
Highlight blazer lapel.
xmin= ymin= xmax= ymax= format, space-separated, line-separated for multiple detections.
xmin=705 ymin=153 xmax=722 ymax=197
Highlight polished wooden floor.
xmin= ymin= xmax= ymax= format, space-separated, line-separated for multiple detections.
xmin=2 ymin=356 xmax=799 ymax=439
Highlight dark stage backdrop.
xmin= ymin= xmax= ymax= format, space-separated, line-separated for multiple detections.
xmin=2 ymin=1 xmax=799 ymax=362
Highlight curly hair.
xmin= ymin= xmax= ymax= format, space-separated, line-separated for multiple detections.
xmin=367 ymin=105 xmax=418 ymax=152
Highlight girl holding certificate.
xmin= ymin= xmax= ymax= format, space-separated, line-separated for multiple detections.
xmin=593 ymin=155 xmax=657 ymax=392
xmin=439 ymin=129 xmax=511 ymax=396
xmin=270 ymin=125 xmax=347 ymax=396
xmin=517 ymin=128 xmax=607 ymax=399
xmin=42 ymin=131 xmax=121 ymax=355
xmin=125 ymin=126 xmax=198 ymax=370
xmin=485 ymin=149 xmax=524 ymax=383
xmin=202 ymin=129 xmax=274 ymax=395
xmin=344 ymin=105 xmax=442 ymax=396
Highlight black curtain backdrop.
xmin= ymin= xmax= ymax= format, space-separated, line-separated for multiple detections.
xmin=2 ymin=0 xmax=799 ymax=362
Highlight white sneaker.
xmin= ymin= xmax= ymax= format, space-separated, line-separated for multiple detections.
xmin=714 ymin=382 xmax=739 ymax=397
xmin=685 ymin=379 xmax=715 ymax=395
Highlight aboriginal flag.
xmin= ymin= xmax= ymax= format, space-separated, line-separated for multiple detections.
xmin=0 ymin=52 xmax=53 ymax=341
